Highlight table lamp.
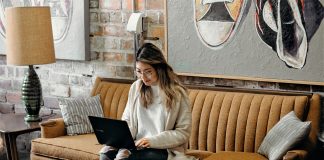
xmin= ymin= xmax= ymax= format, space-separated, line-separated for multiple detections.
xmin=5 ymin=7 xmax=55 ymax=122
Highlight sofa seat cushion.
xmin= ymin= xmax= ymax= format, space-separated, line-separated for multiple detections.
xmin=204 ymin=151 xmax=267 ymax=160
xmin=31 ymin=134 xmax=102 ymax=160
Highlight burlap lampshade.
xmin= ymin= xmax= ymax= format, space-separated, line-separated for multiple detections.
xmin=5 ymin=6 xmax=55 ymax=65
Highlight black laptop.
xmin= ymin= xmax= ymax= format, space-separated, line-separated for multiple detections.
xmin=88 ymin=116 xmax=136 ymax=150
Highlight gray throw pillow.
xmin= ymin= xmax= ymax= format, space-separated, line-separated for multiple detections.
xmin=258 ymin=111 xmax=311 ymax=160
xmin=59 ymin=95 xmax=104 ymax=135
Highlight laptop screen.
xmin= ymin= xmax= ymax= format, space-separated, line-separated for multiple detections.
xmin=88 ymin=116 xmax=136 ymax=150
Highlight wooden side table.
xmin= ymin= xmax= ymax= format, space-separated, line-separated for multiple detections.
xmin=0 ymin=113 xmax=59 ymax=160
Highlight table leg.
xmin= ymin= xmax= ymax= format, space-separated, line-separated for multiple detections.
xmin=9 ymin=134 xmax=19 ymax=160
xmin=3 ymin=133 xmax=13 ymax=160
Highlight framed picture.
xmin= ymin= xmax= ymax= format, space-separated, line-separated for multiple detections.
xmin=166 ymin=0 xmax=324 ymax=85
xmin=0 ymin=0 xmax=90 ymax=60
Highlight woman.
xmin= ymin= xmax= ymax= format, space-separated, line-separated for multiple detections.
xmin=100 ymin=43 xmax=196 ymax=160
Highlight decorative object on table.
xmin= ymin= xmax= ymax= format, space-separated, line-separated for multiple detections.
xmin=5 ymin=6 xmax=55 ymax=122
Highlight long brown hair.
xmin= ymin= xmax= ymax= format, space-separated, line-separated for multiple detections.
xmin=136 ymin=43 xmax=186 ymax=109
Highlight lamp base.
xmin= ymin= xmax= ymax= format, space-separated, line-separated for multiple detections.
xmin=22 ymin=65 xmax=43 ymax=122
xmin=24 ymin=115 xmax=42 ymax=122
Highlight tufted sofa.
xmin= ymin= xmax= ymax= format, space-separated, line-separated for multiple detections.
xmin=31 ymin=77 xmax=320 ymax=160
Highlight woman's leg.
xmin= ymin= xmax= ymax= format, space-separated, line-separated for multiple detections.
xmin=99 ymin=150 xmax=118 ymax=160
xmin=115 ymin=149 xmax=131 ymax=160
xmin=129 ymin=148 xmax=168 ymax=160
xmin=99 ymin=146 xmax=118 ymax=160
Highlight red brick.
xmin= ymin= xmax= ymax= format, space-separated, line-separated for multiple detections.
xmin=159 ymin=12 xmax=164 ymax=24
xmin=12 ymin=79 xmax=23 ymax=91
xmin=91 ymin=36 xmax=105 ymax=51
xmin=100 ymin=0 xmax=121 ymax=10
xmin=0 ymin=55 xmax=5 ymax=64
xmin=0 ymin=90 xmax=6 ymax=102
xmin=121 ymin=39 xmax=134 ymax=50
xmin=50 ymin=84 xmax=70 ymax=97
xmin=0 ymin=79 xmax=11 ymax=90
xmin=94 ymin=64 xmax=117 ymax=77
xmin=122 ymin=0 xmax=145 ymax=11
xmin=49 ymin=73 xmax=69 ymax=85
xmin=90 ymin=12 xmax=99 ymax=22
xmin=116 ymin=66 xmax=134 ymax=78
xmin=15 ymin=67 xmax=28 ymax=78
xmin=147 ymin=25 xmax=165 ymax=48
xmin=6 ymin=91 xmax=21 ymax=104
xmin=109 ymin=11 xmax=122 ymax=23
xmin=146 ymin=0 xmax=164 ymax=10
xmin=72 ymin=62 xmax=94 ymax=75
xmin=104 ymin=24 xmax=126 ymax=36
xmin=104 ymin=38 xmax=119 ymax=50
xmin=100 ymin=13 xmax=110 ymax=23
xmin=90 ymin=51 xmax=100 ymax=60
xmin=103 ymin=52 xmax=124 ymax=62
xmin=90 ymin=0 xmax=99 ymax=8
xmin=127 ymin=54 xmax=135 ymax=65
xmin=122 ymin=12 xmax=132 ymax=23
xmin=90 ymin=25 xmax=100 ymax=35
xmin=70 ymin=86 xmax=92 ymax=98
xmin=7 ymin=66 xmax=14 ymax=78
xmin=69 ymin=75 xmax=81 ymax=85
xmin=145 ymin=11 xmax=160 ymax=24
xmin=149 ymin=25 xmax=164 ymax=38
xmin=0 ymin=66 xmax=5 ymax=76
xmin=98 ymin=25 xmax=106 ymax=35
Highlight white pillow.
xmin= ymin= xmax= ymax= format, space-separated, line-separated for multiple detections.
xmin=59 ymin=95 xmax=104 ymax=135
xmin=258 ymin=111 xmax=311 ymax=160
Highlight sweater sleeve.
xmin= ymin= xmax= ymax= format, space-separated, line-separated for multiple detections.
xmin=147 ymin=90 xmax=192 ymax=149
xmin=121 ymin=81 xmax=138 ymax=138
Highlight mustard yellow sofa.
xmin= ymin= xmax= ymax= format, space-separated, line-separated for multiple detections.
xmin=31 ymin=77 xmax=320 ymax=160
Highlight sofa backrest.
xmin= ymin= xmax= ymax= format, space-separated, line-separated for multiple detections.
xmin=91 ymin=77 xmax=320 ymax=154
xmin=188 ymin=89 xmax=310 ymax=153
xmin=91 ymin=78 xmax=132 ymax=119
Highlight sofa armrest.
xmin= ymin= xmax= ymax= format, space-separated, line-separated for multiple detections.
xmin=40 ymin=118 xmax=66 ymax=138
xmin=283 ymin=150 xmax=307 ymax=160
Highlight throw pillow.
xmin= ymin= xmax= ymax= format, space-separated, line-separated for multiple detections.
xmin=258 ymin=111 xmax=311 ymax=160
xmin=59 ymin=95 xmax=104 ymax=135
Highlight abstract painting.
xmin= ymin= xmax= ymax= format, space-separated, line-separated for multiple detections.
xmin=0 ymin=0 xmax=89 ymax=60
xmin=194 ymin=0 xmax=250 ymax=49
xmin=167 ymin=0 xmax=324 ymax=85
xmin=254 ymin=0 xmax=324 ymax=69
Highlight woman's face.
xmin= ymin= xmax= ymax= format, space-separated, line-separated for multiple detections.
xmin=135 ymin=61 xmax=158 ymax=86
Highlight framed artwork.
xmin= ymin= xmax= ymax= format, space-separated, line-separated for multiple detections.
xmin=166 ymin=0 xmax=324 ymax=85
xmin=0 ymin=0 xmax=90 ymax=60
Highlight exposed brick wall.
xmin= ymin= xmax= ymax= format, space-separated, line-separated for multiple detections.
xmin=0 ymin=0 xmax=165 ymax=159
xmin=0 ymin=0 xmax=323 ymax=159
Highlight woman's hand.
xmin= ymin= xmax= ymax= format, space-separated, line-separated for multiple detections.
xmin=135 ymin=138 xmax=150 ymax=148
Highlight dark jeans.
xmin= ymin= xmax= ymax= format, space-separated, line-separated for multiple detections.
xmin=100 ymin=148 xmax=168 ymax=160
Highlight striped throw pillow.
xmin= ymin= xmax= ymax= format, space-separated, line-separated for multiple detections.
xmin=258 ymin=111 xmax=311 ymax=160
xmin=59 ymin=95 xmax=104 ymax=135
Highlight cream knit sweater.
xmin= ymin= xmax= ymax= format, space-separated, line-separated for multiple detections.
xmin=122 ymin=80 xmax=197 ymax=160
